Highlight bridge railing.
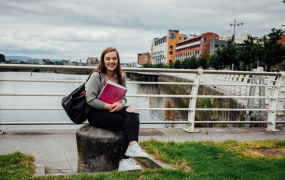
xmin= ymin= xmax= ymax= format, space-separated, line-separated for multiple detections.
xmin=0 ymin=64 xmax=284 ymax=133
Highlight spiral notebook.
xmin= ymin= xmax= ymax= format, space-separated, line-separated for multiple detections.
xmin=98 ymin=80 xmax=127 ymax=104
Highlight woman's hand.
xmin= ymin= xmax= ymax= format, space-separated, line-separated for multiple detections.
xmin=110 ymin=100 xmax=123 ymax=112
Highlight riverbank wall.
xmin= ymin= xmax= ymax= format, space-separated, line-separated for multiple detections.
xmin=158 ymin=74 xmax=249 ymax=128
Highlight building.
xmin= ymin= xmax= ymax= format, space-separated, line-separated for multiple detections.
xmin=151 ymin=30 xmax=184 ymax=65
xmin=62 ymin=60 xmax=74 ymax=65
xmin=278 ymin=30 xmax=285 ymax=46
xmin=86 ymin=57 xmax=99 ymax=66
xmin=121 ymin=63 xmax=135 ymax=67
xmin=175 ymin=32 xmax=228 ymax=61
xmin=218 ymin=33 xmax=252 ymax=44
xmin=137 ymin=52 xmax=151 ymax=65
xmin=26 ymin=60 xmax=44 ymax=64
xmin=8 ymin=59 xmax=19 ymax=64
xmin=71 ymin=61 xmax=78 ymax=66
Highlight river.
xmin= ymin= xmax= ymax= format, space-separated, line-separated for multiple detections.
xmin=0 ymin=72 xmax=187 ymax=130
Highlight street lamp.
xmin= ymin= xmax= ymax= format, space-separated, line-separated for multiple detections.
xmin=230 ymin=18 xmax=244 ymax=43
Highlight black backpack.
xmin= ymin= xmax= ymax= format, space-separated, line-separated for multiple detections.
xmin=62 ymin=83 xmax=88 ymax=124
xmin=61 ymin=73 xmax=101 ymax=124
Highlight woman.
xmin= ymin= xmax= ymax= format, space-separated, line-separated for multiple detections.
xmin=86 ymin=47 xmax=147 ymax=171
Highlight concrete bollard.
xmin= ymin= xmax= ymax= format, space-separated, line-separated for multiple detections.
xmin=76 ymin=124 xmax=123 ymax=173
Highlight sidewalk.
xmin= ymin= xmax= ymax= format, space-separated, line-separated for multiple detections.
xmin=0 ymin=127 xmax=284 ymax=176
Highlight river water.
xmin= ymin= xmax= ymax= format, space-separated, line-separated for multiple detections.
xmin=0 ymin=72 xmax=187 ymax=130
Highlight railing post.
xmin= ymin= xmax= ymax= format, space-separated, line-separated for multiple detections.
xmin=266 ymin=72 xmax=285 ymax=132
xmin=184 ymin=69 xmax=203 ymax=133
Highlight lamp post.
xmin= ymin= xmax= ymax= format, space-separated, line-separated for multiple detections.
xmin=230 ymin=18 xmax=244 ymax=43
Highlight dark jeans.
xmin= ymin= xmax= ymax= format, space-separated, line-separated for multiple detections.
xmin=88 ymin=106 xmax=140 ymax=159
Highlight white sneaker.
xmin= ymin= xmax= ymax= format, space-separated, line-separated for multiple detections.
xmin=125 ymin=143 xmax=148 ymax=158
xmin=118 ymin=159 xmax=142 ymax=171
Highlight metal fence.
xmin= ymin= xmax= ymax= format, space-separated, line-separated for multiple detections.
xmin=0 ymin=64 xmax=285 ymax=133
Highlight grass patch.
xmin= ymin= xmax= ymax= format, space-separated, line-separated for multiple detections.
xmin=33 ymin=169 xmax=191 ymax=180
xmin=2 ymin=139 xmax=285 ymax=179
xmin=0 ymin=151 xmax=35 ymax=178
xmin=140 ymin=139 xmax=285 ymax=179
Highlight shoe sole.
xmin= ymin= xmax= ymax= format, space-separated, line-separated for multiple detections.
xmin=125 ymin=154 xmax=148 ymax=158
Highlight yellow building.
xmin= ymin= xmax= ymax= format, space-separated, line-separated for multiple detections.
xmin=151 ymin=30 xmax=184 ymax=65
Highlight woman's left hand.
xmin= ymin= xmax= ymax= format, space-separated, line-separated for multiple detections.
xmin=110 ymin=101 xmax=123 ymax=112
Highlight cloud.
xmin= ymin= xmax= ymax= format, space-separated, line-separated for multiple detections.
xmin=0 ymin=0 xmax=284 ymax=62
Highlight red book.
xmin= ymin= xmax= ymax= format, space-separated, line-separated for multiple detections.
xmin=98 ymin=80 xmax=127 ymax=104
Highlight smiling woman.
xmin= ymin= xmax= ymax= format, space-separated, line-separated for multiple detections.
xmin=85 ymin=47 xmax=148 ymax=172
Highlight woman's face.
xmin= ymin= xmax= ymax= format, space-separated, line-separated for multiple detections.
xmin=104 ymin=51 xmax=118 ymax=72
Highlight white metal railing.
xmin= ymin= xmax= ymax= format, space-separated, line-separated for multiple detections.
xmin=0 ymin=64 xmax=285 ymax=133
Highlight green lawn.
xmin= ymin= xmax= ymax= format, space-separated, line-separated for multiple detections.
xmin=0 ymin=151 xmax=35 ymax=178
xmin=140 ymin=139 xmax=285 ymax=179
xmin=1 ymin=139 xmax=285 ymax=179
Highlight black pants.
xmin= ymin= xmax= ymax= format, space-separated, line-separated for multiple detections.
xmin=88 ymin=106 xmax=140 ymax=159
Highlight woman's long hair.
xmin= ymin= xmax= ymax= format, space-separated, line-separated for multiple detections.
xmin=88 ymin=47 xmax=123 ymax=85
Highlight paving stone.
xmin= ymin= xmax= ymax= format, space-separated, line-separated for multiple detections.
xmin=71 ymin=166 xmax=78 ymax=173
xmin=43 ymin=153 xmax=67 ymax=161
xmin=19 ymin=142 xmax=41 ymax=153
xmin=67 ymin=158 xmax=78 ymax=166
xmin=0 ymin=142 xmax=19 ymax=150
xmin=58 ymin=136 xmax=76 ymax=143
xmin=20 ymin=137 xmax=40 ymax=142
xmin=61 ymin=145 xmax=77 ymax=152
xmin=0 ymin=149 xmax=19 ymax=155
xmin=42 ymin=148 xmax=64 ymax=154
xmin=65 ymin=152 xmax=77 ymax=159
xmin=34 ymin=153 xmax=45 ymax=177
xmin=44 ymin=160 xmax=71 ymax=169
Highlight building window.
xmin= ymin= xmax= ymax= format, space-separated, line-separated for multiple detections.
xmin=169 ymin=60 xmax=172 ymax=63
xmin=179 ymin=37 xmax=181 ymax=40
xmin=170 ymin=46 xmax=173 ymax=50
xmin=170 ymin=51 xmax=173 ymax=55
xmin=215 ymin=44 xmax=219 ymax=47
xmin=169 ymin=34 xmax=176 ymax=39
xmin=221 ymin=45 xmax=225 ymax=48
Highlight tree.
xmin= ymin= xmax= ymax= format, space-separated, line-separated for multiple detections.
xmin=208 ymin=53 xmax=220 ymax=69
xmin=237 ymin=35 xmax=255 ymax=71
xmin=0 ymin=54 xmax=5 ymax=62
xmin=143 ymin=63 xmax=149 ymax=68
xmin=189 ymin=55 xmax=198 ymax=69
xmin=181 ymin=58 xmax=190 ymax=69
xmin=197 ymin=50 xmax=209 ymax=69
xmin=174 ymin=60 xmax=181 ymax=69
xmin=216 ymin=35 xmax=239 ymax=69
xmin=261 ymin=28 xmax=285 ymax=71
xmin=168 ymin=61 xmax=174 ymax=68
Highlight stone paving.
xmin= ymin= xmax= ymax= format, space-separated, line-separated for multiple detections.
xmin=0 ymin=127 xmax=284 ymax=176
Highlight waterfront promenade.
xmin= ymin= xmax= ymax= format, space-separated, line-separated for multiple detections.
xmin=1 ymin=127 xmax=284 ymax=176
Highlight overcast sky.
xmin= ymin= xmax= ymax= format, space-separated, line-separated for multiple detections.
xmin=0 ymin=0 xmax=284 ymax=63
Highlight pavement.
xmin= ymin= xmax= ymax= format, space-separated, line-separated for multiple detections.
xmin=0 ymin=127 xmax=285 ymax=177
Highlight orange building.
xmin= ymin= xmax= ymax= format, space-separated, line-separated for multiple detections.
xmin=278 ymin=30 xmax=285 ymax=46
xmin=151 ymin=30 xmax=184 ymax=65
xmin=137 ymin=52 xmax=151 ymax=65
xmin=176 ymin=32 xmax=228 ymax=61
